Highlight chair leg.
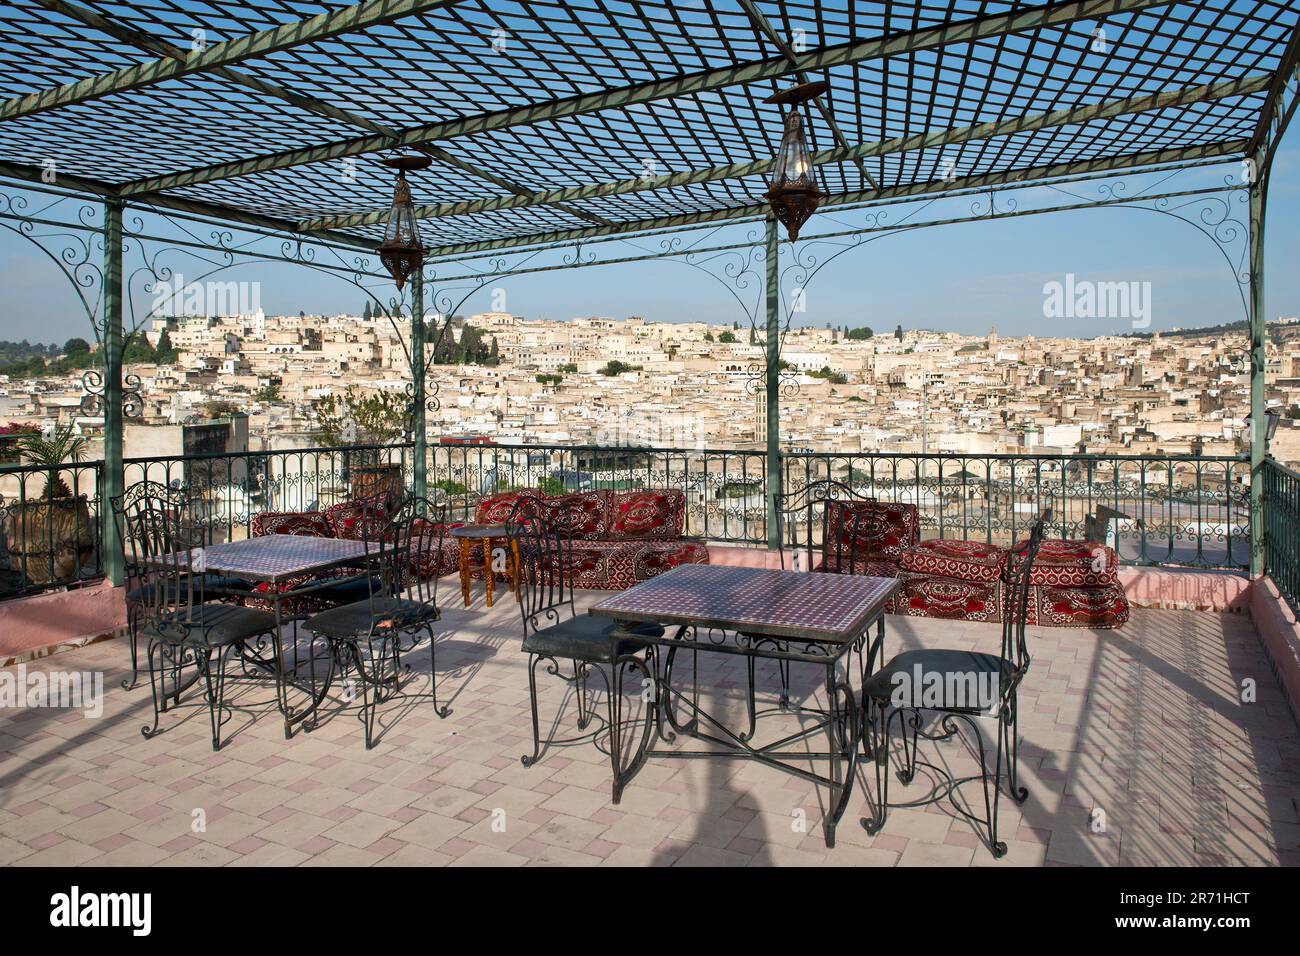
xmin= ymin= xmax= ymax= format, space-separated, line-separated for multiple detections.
xmin=200 ymin=647 xmax=230 ymax=752
xmin=977 ymin=711 xmax=1007 ymax=859
xmin=346 ymin=639 xmax=376 ymax=749
xmin=777 ymin=658 xmax=791 ymax=710
xmin=140 ymin=639 xmax=164 ymax=740
xmin=575 ymin=662 xmax=592 ymax=731
xmin=898 ymin=708 xmax=921 ymax=784
xmin=861 ymin=701 xmax=891 ymax=835
xmin=607 ymin=661 xmax=622 ymax=804
xmin=427 ymin=624 xmax=449 ymax=718
xmin=122 ymin=602 xmax=140 ymax=690
xmin=521 ymin=653 xmax=547 ymax=768
xmin=1005 ymin=690 xmax=1028 ymax=804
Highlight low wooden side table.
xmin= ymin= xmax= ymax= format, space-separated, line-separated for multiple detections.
xmin=449 ymin=524 xmax=518 ymax=608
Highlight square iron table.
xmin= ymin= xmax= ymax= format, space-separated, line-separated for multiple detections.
xmin=157 ymin=535 xmax=374 ymax=736
xmin=590 ymin=564 xmax=899 ymax=847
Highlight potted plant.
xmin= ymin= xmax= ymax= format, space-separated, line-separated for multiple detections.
xmin=7 ymin=424 xmax=96 ymax=585
xmin=0 ymin=422 xmax=39 ymax=464
xmin=312 ymin=387 xmax=408 ymax=501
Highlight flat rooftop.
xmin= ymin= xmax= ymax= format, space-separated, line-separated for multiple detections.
xmin=0 ymin=595 xmax=1295 ymax=867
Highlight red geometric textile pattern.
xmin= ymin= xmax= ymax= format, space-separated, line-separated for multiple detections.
xmin=408 ymin=528 xmax=462 ymax=580
xmin=825 ymin=501 xmax=919 ymax=562
xmin=894 ymin=572 xmax=1002 ymax=623
xmin=899 ymin=538 xmax=1007 ymax=583
xmin=548 ymin=490 xmax=611 ymax=540
xmin=1036 ymin=583 xmax=1130 ymax=628
xmin=815 ymin=557 xmax=901 ymax=579
xmin=631 ymin=539 xmax=709 ymax=581
xmin=473 ymin=490 xmax=547 ymax=524
xmin=251 ymin=511 xmax=333 ymax=538
xmin=561 ymin=540 xmax=621 ymax=589
xmin=325 ymin=493 xmax=399 ymax=540
xmin=609 ymin=489 xmax=685 ymax=539
xmin=1013 ymin=538 xmax=1119 ymax=588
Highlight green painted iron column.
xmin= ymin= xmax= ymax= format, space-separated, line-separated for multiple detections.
xmin=102 ymin=199 xmax=124 ymax=585
xmin=765 ymin=216 xmax=781 ymax=550
xmin=410 ymin=268 xmax=428 ymax=500
xmin=1248 ymin=149 xmax=1269 ymax=577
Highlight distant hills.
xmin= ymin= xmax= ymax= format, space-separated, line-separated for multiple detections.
xmin=1122 ymin=318 xmax=1298 ymax=341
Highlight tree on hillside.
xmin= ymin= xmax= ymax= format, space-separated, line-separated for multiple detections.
xmin=154 ymin=328 xmax=177 ymax=364
xmin=62 ymin=337 xmax=90 ymax=356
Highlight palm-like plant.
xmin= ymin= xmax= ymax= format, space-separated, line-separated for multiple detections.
xmin=16 ymin=423 xmax=89 ymax=499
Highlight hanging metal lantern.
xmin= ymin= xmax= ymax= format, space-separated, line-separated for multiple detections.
xmin=376 ymin=155 xmax=431 ymax=291
xmin=763 ymin=81 xmax=828 ymax=242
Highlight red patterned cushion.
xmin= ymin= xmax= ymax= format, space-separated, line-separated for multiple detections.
xmin=1036 ymin=584 xmax=1129 ymax=628
xmin=631 ymin=539 xmax=709 ymax=581
xmin=474 ymin=490 xmax=544 ymax=524
xmin=558 ymin=540 xmax=625 ymax=589
xmin=899 ymin=539 xmax=1006 ymax=583
xmin=251 ymin=511 xmax=332 ymax=538
xmin=609 ymin=489 xmax=685 ymax=539
xmin=894 ymin=572 xmax=1002 ymax=623
xmin=325 ymin=493 xmax=399 ymax=540
xmin=825 ymin=501 xmax=920 ymax=561
xmin=815 ymin=557 xmax=901 ymax=578
xmin=548 ymin=490 xmax=611 ymax=540
xmin=1014 ymin=537 xmax=1118 ymax=587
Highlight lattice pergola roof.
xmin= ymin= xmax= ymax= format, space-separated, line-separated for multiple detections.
xmin=0 ymin=0 xmax=1297 ymax=258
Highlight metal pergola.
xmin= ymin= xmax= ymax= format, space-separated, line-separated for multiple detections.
xmin=0 ymin=0 xmax=1296 ymax=584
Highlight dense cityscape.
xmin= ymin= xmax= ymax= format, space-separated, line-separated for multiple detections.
xmin=0 ymin=309 xmax=1297 ymax=467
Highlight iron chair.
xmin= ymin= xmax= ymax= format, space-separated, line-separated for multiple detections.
xmin=737 ymin=480 xmax=880 ymax=737
xmin=860 ymin=509 xmax=1050 ymax=858
xmin=505 ymin=495 xmax=662 ymax=796
xmin=111 ymin=481 xmax=248 ymax=690
xmin=123 ymin=489 xmax=279 ymax=751
xmin=301 ymin=496 xmax=447 ymax=748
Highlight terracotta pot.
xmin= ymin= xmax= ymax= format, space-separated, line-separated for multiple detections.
xmin=350 ymin=464 xmax=404 ymax=501
xmin=4 ymin=494 xmax=96 ymax=585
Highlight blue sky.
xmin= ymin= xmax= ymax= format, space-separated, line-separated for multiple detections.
xmin=1 ymin=141 xmax=1296 ymax=344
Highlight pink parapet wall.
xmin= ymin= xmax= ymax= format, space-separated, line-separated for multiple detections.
xmin=1249 ymin=574 xmax=1300 ymax=722
xmin=0 ymin=581 xmax=126 ymax=663
xmin=1115 ymin=565 xmax=1251 ymax=613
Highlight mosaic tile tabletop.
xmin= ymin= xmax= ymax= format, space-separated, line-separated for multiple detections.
xmin=160 ymin=535 xmax=371 ymax=583
xmin=590 ymin=564 xmax=899 ymax=642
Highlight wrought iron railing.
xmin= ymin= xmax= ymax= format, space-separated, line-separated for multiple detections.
xmin=429 ymin=443 xmax=1252 ymax=569
xmin=0 ymin=460 xmax=103 ymax=599
xmin=1263 ymin=458 xmax=1300 ymax=611
xmin=0 ymin=441 xmax=1261 ymax=604
xmin=784 ymin=451 xmax=1251 ymax=569
xmin=123 ymin=443 xmax=412 ymax=544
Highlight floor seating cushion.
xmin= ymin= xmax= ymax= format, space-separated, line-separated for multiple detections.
xmin=462 ymin=488 xmax=708 ymax=590
xmin=814 ymin=501 xmax=920 ymax=573
xmin=893 ymin=535 xmax=1129 ymax=628
xmin=814 ymin=501 xmax=920 ymax=611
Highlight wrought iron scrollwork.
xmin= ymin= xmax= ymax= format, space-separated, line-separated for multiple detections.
xmin=402 ymin=379 xmax=441 ymax=442
xmin=79 ymin=369 xmax=143 ymax=419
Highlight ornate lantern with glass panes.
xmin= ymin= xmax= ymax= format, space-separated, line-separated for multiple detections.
xmin=376 ymin=155 xmax=431 ymax=291
xmin=763 ymin=81 xmax=828 ymax=242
